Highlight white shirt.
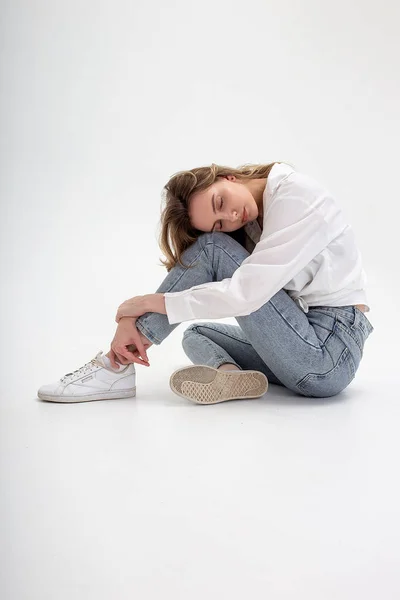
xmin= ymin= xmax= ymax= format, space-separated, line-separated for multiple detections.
xmin=164 ymin=162 xmax=370 ymax=324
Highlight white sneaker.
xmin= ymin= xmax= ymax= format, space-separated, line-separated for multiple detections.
xmin=37 ymin=350 xmax=136 ymax=403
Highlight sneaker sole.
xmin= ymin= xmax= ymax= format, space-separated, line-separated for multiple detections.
xmin=37 ymin=387 xmax=136 ymax=403
xmin=169 ymin=365 xmax=268 ymax=404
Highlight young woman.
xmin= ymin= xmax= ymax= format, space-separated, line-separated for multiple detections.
xmin=37 ymin=161 xmax=374 ymax=404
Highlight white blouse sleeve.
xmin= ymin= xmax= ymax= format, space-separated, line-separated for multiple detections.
xmin=163 ymin=171 xmax=339 ymax=324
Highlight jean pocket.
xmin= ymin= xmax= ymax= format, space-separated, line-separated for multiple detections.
xmin=334 ymin=312 xmax=372 ymax=371
xmin=296 ymin=346 xmax=356 ymax=398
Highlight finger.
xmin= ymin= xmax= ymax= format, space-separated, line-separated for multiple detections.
xmin=111 ymin=346 xmax=130 ymax=366
xmin=118 ymin=347 xmax=149 ymax=368
xmin=115 ymin=346 xmax=148 ymax=367
xmin=131 ymin=322 xmax=149 ymax=363
xmin=115 ymin=351 xmax=129 ymax=365
xmin=132 ymin=348 xmax=150 ymax=367
xmin=124 ymin=350 xmax=149 ymax=366
xmin=109 ymin=349 xmax=121 ymax=369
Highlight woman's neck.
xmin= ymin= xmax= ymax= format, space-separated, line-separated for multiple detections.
xmin=245 ymin=178 xmax=266 ymax=217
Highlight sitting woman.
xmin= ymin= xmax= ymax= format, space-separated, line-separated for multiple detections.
xmin=37 ymin=160 xmax=374 ymax=404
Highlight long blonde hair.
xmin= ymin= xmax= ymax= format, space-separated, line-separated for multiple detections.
xmin=157 ymin=161 xmax=290 ymax=272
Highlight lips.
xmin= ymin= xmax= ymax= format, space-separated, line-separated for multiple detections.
xmin=242 ymin=207 xmax=247 ymax=223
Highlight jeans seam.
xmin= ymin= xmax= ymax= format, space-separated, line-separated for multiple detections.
xmin=135 ymin=320 xmax=162 ymax=346
xmin=166 ymin=245 xmax=211 ymax=290
xmin=189 ymin=327 xmax=228 ymax=363
xmin=157 ymin=236 xmax=242 ymax=300
xmin=335 ymin=320 xmax=363 ymax=355
xmin=210 ymin=241 xmax=243 ymax=270
xmin=186 ymin=324 xmax=254 ymax=347
xmin=183 ymin=325 xmax=241 ymax=369
xmin=296 ymin=345 xmax=353 ymax=393
xmin=269 ymin=298 xmax=323 ymax=350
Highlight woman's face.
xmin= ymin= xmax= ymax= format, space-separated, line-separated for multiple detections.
xmin=188 ymin=175 xmax=260 ymax=233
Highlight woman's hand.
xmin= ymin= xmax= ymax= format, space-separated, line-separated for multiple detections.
xmin=115 ymin=295 xmax=148 ymax=323
xmin=109 ymin=317 xmax=151 ymax=368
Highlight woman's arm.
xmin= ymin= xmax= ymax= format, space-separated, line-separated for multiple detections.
xmin=143 ymin=293 xmax=167 ymax=315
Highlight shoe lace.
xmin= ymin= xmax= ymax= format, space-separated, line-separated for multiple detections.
xmin=60 ymin=351 xmax=104 ymax=384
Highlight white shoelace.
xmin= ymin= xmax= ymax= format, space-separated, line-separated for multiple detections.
xmin=60 ymin=351 xmax=104 ymax=384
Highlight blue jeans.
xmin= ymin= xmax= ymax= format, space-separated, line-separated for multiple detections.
xmin=135 ymin=232 xmax=374 ymax=398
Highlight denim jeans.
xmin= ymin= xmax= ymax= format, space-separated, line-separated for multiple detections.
xmin=135 ymin=232 xmax=374 ymax=398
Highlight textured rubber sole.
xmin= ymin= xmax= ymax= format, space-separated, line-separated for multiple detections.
xmin=37 ymin=387 xmax=136 ymax=403
xmin=169 ymin=365 xmax=268 ymax=404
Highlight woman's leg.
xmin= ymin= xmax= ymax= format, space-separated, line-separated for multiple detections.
xmin=181 ymin=322 xmax=285 ymax=385
xmin=135 ymin=231 xmax=370 ymax=397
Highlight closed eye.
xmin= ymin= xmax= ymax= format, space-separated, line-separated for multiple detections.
xmin=218 ymin=198 xmax=223 ymax=229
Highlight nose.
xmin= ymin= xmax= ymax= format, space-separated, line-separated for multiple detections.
xmin=221 ymin=209 xmax=241 ymax=225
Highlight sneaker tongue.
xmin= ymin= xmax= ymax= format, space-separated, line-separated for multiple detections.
xmin=101 ymin=353 xmax=125 ymax=371
xmin=95 ymin=350 xmax=108 ymax=367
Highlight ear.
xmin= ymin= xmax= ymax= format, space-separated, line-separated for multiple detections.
xmin=225 ymin=174 xmax=236 ymax=182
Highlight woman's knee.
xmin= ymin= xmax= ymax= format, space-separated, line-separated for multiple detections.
xmin=182 ymin=324 xmax=198 ymax=345
xmin=183 ymin=322 xmax=206 ymax=338
xmin=182 ymin=322 xmax=216 ymax=345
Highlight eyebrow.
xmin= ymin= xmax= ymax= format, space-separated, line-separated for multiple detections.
xmin=211 ymin=193 xmax=217 ymax=232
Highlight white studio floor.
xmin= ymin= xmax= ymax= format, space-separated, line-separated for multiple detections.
xmin=1 ymin=332 xmax=398 ymax=600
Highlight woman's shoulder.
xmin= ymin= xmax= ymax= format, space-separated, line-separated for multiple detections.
xmin=266 ymin=162 xmax=296 ymax=198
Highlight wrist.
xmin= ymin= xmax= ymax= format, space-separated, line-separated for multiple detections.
xmin=117 ymin=316 xmax=134 ymax=325
xmin=144 ymin=293 xmax=166 ymax=315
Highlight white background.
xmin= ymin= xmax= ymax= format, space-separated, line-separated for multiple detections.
xmin=1 ymin=1 xmax=399 ymax=599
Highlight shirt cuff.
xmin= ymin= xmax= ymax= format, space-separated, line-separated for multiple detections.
xmin=164 ymin=292 xmax=196 ymax=324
